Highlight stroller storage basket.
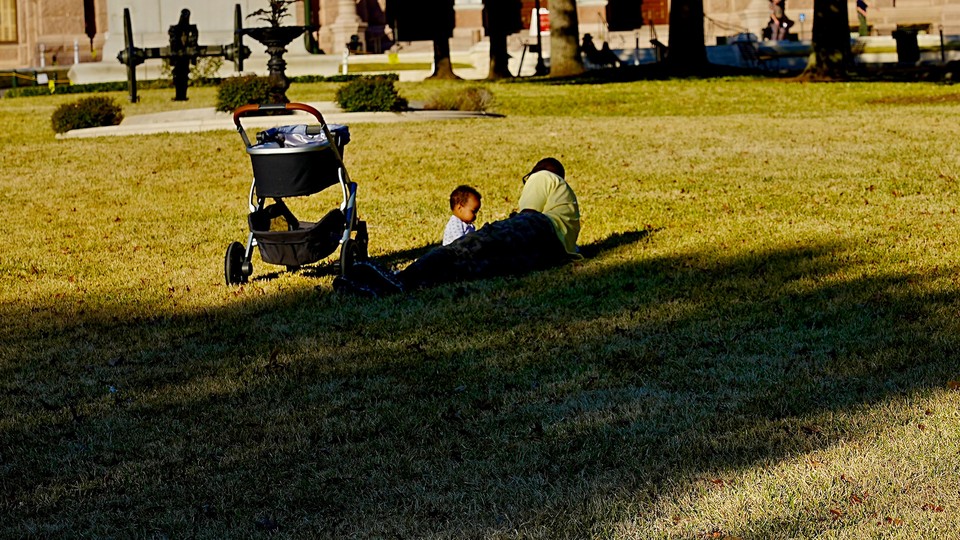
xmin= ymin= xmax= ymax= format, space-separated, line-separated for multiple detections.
xmin=249 ymin=206 xmax=346 ymax=266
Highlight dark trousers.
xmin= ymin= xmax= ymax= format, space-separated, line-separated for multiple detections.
xmin=397 ymin=211 xmax=569 ymax=290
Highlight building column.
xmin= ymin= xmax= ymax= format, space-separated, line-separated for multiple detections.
xmin=329 ymin=0 xmax=367 ymax=53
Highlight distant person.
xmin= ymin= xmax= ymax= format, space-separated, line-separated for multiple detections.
xmin=581 ymin=33 xmax=621 ymax=68
xmin=857 ymin=0 xmax=870 ymax=36
xmin=767 ymin=0 xmax=793 ymax=40
xmin=443 ymin=185 xmax=481 ymax=246
xmin=335 ymin=157 xmax=581 ymax=297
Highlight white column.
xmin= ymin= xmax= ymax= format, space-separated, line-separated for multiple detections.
xmin=330 ymin=0 xmax=367 ymax=54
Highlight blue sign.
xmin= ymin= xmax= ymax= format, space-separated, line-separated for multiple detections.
xmin=799 ymin=13 xmax=806 ymax=22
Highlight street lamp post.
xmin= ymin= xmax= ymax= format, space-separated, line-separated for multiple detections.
xmin=534 ymin=0 xmax=548 ymax=75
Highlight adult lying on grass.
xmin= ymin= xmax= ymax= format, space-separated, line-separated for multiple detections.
xmin=335 ymin=157 xmax=582 ymax=297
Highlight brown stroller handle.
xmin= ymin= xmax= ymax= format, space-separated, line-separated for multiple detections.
xmin=233 ymin=102 xmax=326 ymax=128
xmin=233 ymin=102 xmax=330 ymax=149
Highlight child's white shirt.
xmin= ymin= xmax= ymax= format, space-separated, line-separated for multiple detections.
xmin=443 ymin=215 xmax=475 ymax=245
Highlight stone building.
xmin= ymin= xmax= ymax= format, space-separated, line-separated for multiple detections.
xmin=1 ymin=0 xmax=958 ymax=70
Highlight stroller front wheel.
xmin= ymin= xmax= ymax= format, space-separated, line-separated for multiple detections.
xmin=224 ymin=242 xmax=248 ymax=285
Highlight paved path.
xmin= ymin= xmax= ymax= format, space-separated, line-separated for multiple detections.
xmin=58 ymin=101 xmax=501 ymax=139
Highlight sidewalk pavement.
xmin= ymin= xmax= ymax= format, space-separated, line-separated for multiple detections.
xmin=57 ymin=101 xmax=501 ymax=139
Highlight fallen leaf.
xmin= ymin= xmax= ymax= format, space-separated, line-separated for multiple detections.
xmin=918 ymin=423 xmax=926 ymax=431
xmin=851 ymin=494 xmax=864 ymax=504
xmin=830 ymin=508 xmax=843 ymax=519
xmin=922 ymin=503 xmax=944 ymax=512
xmin=948 ymin=380 xmax=960 ymax=390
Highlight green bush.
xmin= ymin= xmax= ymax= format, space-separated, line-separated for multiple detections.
xmin=5 ymin=80 xmax=176 ymax=98
xmin=50 ymin=96 xmax=124 ymax=134
xmin=216 ymin=75 xmax=284 ymax=113
xmin=293 ymin=73 xmax=368 ymax=84
xmin=423 ymin=85 xmax=495 ymax=112
xmin=4 ymin=86 xmax=56 ymax=98
xmin=335 ymin=75 xmax=408 ymax=112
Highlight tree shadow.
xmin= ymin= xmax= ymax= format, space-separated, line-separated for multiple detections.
xmin=578 ymin=227 xmax=657 ymax=259
xmin=3 ymin=237 xmax=959 ymax=536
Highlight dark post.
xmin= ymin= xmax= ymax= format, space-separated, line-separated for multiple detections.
xmin=83 ymin=0 xmax=97 ymax=52
xmin=534 ymin=0 xmax=548 ymax=75
xmin=941 ymin=25 xmax=946 ymax=63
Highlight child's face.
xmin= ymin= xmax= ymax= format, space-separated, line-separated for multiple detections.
xmin=453 ymin=195 xmax=481 ymax=224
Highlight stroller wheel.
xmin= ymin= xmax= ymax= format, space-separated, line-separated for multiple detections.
xmin=340 ymin=239 xmax=366 ymax=276
xmin=340 ymin=222 xmax=369 ymax=275
xmin=340 ymin=240 xmax=367 ymax=276
xmin=354 ymin=221 xmax=369 ymax=262
xmin=224 ymin=242 xmax=247 ymax=285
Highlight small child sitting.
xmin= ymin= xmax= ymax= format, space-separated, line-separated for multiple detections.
xmin=443 ymin=185 xmax=482 ymax=246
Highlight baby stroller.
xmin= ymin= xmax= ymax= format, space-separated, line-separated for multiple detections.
xmin=224 ymin=102 xmax=368 ymax=285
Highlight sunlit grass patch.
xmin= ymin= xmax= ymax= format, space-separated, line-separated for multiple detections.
xmin=3 ymin=78 xmax=960 ymax=537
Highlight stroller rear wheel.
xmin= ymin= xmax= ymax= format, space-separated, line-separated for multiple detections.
xmin=224 ymin=242 xmax=248 ymax=285
xmin=340 ymin=238 xmax=368 ymax=276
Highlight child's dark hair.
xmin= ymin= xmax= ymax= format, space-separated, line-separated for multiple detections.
xmin=449 ymin=185 xmax=481 ymax=210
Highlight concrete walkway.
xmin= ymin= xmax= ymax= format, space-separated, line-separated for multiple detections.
xmin=57 ymin=101 xmax=501 ymax=139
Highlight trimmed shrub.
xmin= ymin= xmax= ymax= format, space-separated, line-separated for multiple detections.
xmin=216 ymin=75 xmax=284 ymax=113
xmin=5 ymin=81 xmax=181 ymax=99
xmin=5 ymin=86 xmax=56 ymax=98
xmin=335 ymin=75 xmax=408 ymax=112
xmin=423 ymin=85 xmax=495 ymax=112
xmin=293 ymin=73 xmax=373 ymax=84
xmin=51 ymin=96 xmax=124 ymax=134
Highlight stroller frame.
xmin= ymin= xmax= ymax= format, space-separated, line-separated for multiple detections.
xmin=224 ymin=102 xmax=368 ymax=285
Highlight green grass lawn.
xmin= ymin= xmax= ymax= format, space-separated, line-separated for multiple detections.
xmin=3 ymin=77 xmax=960 ymax=538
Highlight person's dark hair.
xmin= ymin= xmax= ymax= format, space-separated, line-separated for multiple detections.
xmin=523 ymin=157 xmax=565 ymax=182
xmin=450 ymin=185 xmax=481 ymax=210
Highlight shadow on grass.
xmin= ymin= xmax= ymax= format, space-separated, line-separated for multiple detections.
xmin=3 ymin=235 xmax=959 ymax=536
xmin=253 ymin=227 xmax=656 ymax=282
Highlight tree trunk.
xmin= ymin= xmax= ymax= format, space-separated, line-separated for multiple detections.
xmin=548 ymin=0 xmax=585 ymax=77
xmin=427 ymin=37 xmax=461 ymax=80
xmin=487 ymin=33 xmax=513 ymax=79
xmin=801 ymin=0 xmax=852 ymax=80
xmin=666 ymin=0 xmax=707 ymax=73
